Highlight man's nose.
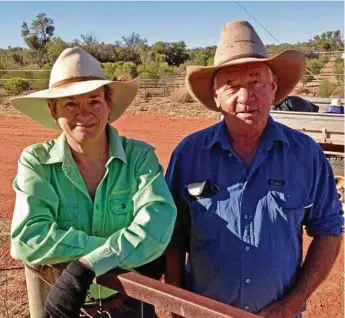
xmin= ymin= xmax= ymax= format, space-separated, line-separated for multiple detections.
xmin=236 ymin=86 xmax=254 ymax=104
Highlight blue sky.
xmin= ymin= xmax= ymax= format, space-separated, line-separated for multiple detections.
xmin=0 ymin=1 xmax=344 ymax=49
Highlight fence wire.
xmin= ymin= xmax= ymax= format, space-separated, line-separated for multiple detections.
xmin=0 ymin=220 xmax=29 ymax=318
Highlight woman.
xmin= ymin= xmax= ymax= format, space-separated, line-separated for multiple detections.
xmin=10 ymin=47 xmax=177 ymax=317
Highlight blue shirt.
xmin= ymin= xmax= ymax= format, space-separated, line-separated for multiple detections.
xmin=166 ymin=117 xmax=343 ymax=315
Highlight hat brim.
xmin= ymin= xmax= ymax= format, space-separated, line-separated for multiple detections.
xmin=10 ymin=78 xmax=140 ymax=129
xmin=186 ymin=50 xmax=306 ymax=112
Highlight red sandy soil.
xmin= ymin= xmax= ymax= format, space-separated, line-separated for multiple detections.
xmin=0 ymin=113 xmax=343 ymax=318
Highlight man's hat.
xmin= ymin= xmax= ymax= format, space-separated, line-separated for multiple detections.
xmin=10 ymin=47 xmax=139 ymax=129
xmin=186 ymin=20 xmax=306 ymax=111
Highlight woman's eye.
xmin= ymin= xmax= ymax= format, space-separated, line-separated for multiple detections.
xmin=90 ymin=100 xmax=101 ymax=106
xmin=65 ymin=102 xmax=77 ymax=109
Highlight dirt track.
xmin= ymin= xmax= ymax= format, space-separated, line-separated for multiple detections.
xmin=0 ymin=113 xmax=343 ymax=317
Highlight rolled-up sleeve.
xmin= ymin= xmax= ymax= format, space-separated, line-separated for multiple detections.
xmin=304 ymin=145 xmax=344 ymax=236
xmin=84 ymin=148 xmax=177 ymax=276
xmin=11 ymin=150 xmax=107 ymax=265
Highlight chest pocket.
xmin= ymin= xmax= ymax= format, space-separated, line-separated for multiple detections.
xmin=189 ymin=191 xmax=229 ymax=241
xmin=267 ymin=188 xmax=312 ymax=224
xmin=57 ymin=204 xmax=78 ymax=230
xmin=110 ymin=196 xmax=134 ymax=230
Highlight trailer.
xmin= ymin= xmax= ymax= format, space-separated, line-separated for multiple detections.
xmin=270 ymin=110 xmax=344 ymax=175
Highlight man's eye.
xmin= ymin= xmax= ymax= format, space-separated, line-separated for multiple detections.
xmin=227 ymin=84 xmax=239 ymax=90
xmin=250 ymin=80 xmax=261 ymax=85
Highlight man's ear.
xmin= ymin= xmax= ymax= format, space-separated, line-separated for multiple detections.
xmin=214 ymin=89 xmax=222 ymax=109
xmin=271 ymin=74 xmax=278 ymax=101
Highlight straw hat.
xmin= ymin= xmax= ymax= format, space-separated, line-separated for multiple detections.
xmin=186 ymin=20 xmax=306 ymax=111
xmin=10 ymin=47 xmax=139 ymax=129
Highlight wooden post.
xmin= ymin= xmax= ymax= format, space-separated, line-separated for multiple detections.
xmin=24 ymin=264 xmax=60 ymax=318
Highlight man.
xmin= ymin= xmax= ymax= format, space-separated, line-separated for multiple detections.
xmin=165 ymin=20 xmax=343 ymax=317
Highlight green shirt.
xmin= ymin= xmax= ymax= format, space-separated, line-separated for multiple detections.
xmin=11 ymin=125 xmax=177 ymax=299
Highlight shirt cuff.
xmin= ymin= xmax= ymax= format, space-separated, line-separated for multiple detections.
xmin=83 ymin=245 xmax=119 ymax=277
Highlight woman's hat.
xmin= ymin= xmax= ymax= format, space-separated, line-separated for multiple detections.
xmin=10 ymin=47 xmax=140 ymax=129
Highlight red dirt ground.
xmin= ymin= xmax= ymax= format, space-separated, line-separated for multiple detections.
xmin=0 ymin=113 xmax=343 ymax=317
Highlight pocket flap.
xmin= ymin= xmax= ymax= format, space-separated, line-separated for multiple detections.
xmin=110 ymin=199 xmax=133 ymax=214
xmin=269 ymin=191 xmax=312 ymax=210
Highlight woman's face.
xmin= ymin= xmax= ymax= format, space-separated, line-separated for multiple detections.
xmin=49 ymin=87 xmax=112 ymax=145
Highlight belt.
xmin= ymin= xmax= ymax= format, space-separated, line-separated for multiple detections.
xmin=81 ymin=293 xmax=130 ymax=316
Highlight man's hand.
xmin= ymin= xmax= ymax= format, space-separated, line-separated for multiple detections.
xmin=43 ymin=260 xmax=95 ymax=318
xmin=257 ymin=298 xmax=301 ymax=318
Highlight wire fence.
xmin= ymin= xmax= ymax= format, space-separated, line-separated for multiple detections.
xmin=0 ymin=220 xmax=29 ymax=318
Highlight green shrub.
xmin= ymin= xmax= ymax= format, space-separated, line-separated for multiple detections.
xmin=307 ymin=59 xmax=322 ymax=74
xmin=115 ymin=62 xmax=138 ymax=78
xmin=102 ymin=62 xmax=120 ymax=80
xmin=4 ymin=77 xmax=30 ymax=95
xmin=31 ymin=79 xmax=49 ymax=90
xmin=334 ymin=58 xmax=344 ymax=84
xmin=318 ymin=80 xmax=336 ymax=97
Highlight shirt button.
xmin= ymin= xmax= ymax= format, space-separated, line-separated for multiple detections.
xmin=244 ymin=215 xmax=248 ymax=219
xmin=94 ymin=231 xmax=99 ymax=236
xmin=246 ymin=279 xmax=251 ymax=283
xmin=228 ymin=152 xmax=233 ymax=158
xmin=245 ymin=306 xmax=250 ymax=310
xmin=245 ymin=246 xmax=250 ymax=251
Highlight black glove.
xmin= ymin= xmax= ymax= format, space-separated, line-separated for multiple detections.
xmin=43 ymin=260 xmax=95 ymax=318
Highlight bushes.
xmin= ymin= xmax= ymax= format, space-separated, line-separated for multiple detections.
xmin=169 ymin=87 xmax=193 ymax=103
xmin=334 ymin=57 xmax=344 ymax=84
xmin=31 ymin=79 xmax=49 ymax=90
xmin=318 ymin=80 xmax=336 ymax=97
xmin=101 ymin=62 xmax=138 ymax=80
xmin=4 ymin=77 xmax=30 ymax=95
xmin=303 ymin=55 xmax=330 ymax=84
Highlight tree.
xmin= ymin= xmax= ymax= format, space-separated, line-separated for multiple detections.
xmin=165 ymin=41 xmax=189 ymax=66
xmin=115 ymin=32 xmax=147 ymax=49
xmin=73 ymin=34 xmax=99 ymax=46
xmin=21 ymin=13 xmax=55 ymax=66
xmin=46 ymin=37 xmax=69 ymax=64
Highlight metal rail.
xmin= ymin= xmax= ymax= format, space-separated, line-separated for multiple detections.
xmin=97 ymin=269 xmax=259 ymax=318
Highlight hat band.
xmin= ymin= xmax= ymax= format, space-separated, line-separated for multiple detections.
xmin=51 ymin=76 xmax=105 ymax=88
xmin=216 ymin=53 xmax=267 ymax=66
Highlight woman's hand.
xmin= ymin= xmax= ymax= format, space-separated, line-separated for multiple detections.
xmin=43 ymin=260 xmax=95 ymax=318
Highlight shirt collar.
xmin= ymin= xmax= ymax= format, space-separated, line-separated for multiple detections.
xmin=43 ymin=124 xmax=127 ymax=165
xmin=107 ymin=124 xmax=127 ymax=165
xmin=206 ymin=116 xmax=289 ymax=151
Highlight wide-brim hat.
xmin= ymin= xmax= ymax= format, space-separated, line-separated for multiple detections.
xmin=186 ymin=20 xmax=306 ymax=111
xmin=10 ymin=47 xmax=139 ymax=129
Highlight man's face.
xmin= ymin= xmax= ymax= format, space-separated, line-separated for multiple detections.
xmin=214 ymin=62 xmax=278 ymax=132
xmin=50 ymin=87 xmax=112 ymax=144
